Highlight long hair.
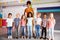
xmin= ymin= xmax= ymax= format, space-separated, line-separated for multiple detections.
xmin=49 ymin=13 xmax=54 ymax=19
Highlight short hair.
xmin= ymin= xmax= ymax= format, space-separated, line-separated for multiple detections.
xmin=26 ymin=1 xmax=31 ymax=5
xmin=43 ymin=13 xmax=47 ymax=15
xmin=8 ymin=13 xmax=12 ymax=16
xmin=37 ymin=12 xmax=41 ymax=15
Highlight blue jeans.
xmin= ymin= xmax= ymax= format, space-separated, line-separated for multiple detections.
xmin=15 ymin=25 xmax=19 ymax=37
xmin=21 ymin=26 xmax=26 ymax=36
xmin=35 ymin=25 xmax=40 ymax=38
xmin=48 ymin=27 xmax=54 ymax=39
xmin=27 ymin=25 xmax=32 ymax=37
xmin=7 ymin=27 xmax=12 ymax=36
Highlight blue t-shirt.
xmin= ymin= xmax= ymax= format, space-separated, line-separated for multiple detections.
xmin=14 ymin=18 xmax=20 ymax=27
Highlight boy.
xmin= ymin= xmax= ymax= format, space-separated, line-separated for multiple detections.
xmin=35 ymin=12 xmax=42 ymax=38
xmin=40 ymin=13 xmax=47 ymax=39
xmin=6 ymin=13 xmax=13 ymax=39
xmin=14 ymin=13 xmax=20 ymax=39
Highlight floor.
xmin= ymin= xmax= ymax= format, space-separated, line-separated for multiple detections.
xmin=0 ymin=27 xmax=60 ymax=40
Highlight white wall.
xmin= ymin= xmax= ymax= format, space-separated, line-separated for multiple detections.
xmin=2 ymin=2 xmax=60 ymax=19
xmin=2 ymin=6 xmax=26 ymax=19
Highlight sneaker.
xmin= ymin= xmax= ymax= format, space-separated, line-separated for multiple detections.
xmin=40 ymin=37 xmax=43 ymax=39
xmin=51 ymin=39 xmax=53 ymax=40
xmin=8 ymin=36 xmax=10 ymax=39
xmin=43 ymin=38 xmax=46 ymax=39
xmin=16 ymin=37 xmax=18 ymax=39
xmin=9 ymin=36 xmax=12 ymax=39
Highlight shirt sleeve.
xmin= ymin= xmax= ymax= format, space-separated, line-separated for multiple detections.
xmin=6 ymin=18 xmax=8 ymax=22
xmin=41 ymin=18 xmax=42 ymax=21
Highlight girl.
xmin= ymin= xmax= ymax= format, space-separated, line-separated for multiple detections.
xmin=20 ymin=15 xmax=26 ymax=39
xmin=47 ymin=13 xmax=56 ymax=40
xmin=27 ymin=12 xmax=34 ymax=39
xmin=35 ymin=12 xmax=42 ymax=38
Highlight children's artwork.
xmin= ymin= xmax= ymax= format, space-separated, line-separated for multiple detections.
xmin=2 ymin=19 xmax=7 ymax=26
xmin=0 ymin=18 xmax=2 ymax=27
xmin=0 ymin=12 xmax=2 ymax=18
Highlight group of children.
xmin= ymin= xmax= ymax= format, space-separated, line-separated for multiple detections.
xmin=6 ymin=12 xmax=56 ymax=40
xmin=6 ymin=1 xmax=56 ymax=40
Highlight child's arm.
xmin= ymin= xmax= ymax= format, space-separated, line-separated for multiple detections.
xmin=12 ymin=22 xmax=14 ymax=27
xmin=46 ymin=19 xmax=49 ymax=29
xmin=19 ymin=20 xmax=21 ymax=27
xmin=32 ymin=18 xmax=34 ymax=33
xmin=54 ymin=19 xmax=56 ymax=27
xmin=40 ymin=21 xmax=43 ymax=29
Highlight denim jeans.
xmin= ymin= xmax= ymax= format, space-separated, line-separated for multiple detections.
xmin=27 ymin=25 xmax=32 ymax=37
xmin=15 ymin=26 xmax=19 ymax=37
xmin=35 ymin=25 xmax=40 ymax=38
xmin=21 ymin=26 xmax=26 ymax=36
xmin=7 ymin=27 xmax=12 ymax=36
xmin=48 ymin=27 xmax=54 ymax=39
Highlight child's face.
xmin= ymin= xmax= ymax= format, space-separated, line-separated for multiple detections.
xmin=23 ymin=16 xmax=25 ymax=19
xmin=50 ymin=13 xmax=54 ymax=18
xmin=16 ymin=14 xmax=20 ymax=18
xmin=25 ymin=13 xmax=27 ymax=17
xmin=29 ymin=13 xmax=31 ymax=17
xmin=43 ymin=15 xmax=47 ymax=19
xmin=37 ymin=13 xmax=41 ymax=18
xmin=9 ymin=15 xmax=12 ymax=18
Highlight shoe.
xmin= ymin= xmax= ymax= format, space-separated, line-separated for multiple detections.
xmin=40 ymin=37 xmax=43 ymax=39
xmin=16 ymin=37 xmax=18 ymax=39
xmin=9 ymin=36 xmax=12 ymax=39
xmin=51 ymin=39 xmax=53 ymax=40
xmin=43 ymin=38 xmax=46 ymax=39
xmin=8 ymin=36 xmax=10 ymax=39
xmin=29 ymin=37 xmax=31 ymax=39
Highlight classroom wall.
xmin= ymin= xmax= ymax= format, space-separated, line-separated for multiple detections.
xmin=2 ymin=2 xmax=60 ymax=18
xmin=2 ymin=6 xmax=26 ymax=19
xmin=2 ymin=3 xmax=60 ymax=30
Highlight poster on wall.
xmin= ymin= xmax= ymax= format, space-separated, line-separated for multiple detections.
xmin=0 ymin=12 xmax=2 ymax=18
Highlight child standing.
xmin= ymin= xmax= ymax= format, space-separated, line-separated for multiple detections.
xmin=40 ymin=13 xmax=47 ymax=39
xmin=20 ymin=15 xmax=26 ymax=38
xmin=35 ymin=12 xmax=42 ymax=38
xmin=27 ymin=12 xmax=34 ymax=39
xmin=48 ymin=13 xmax=56 ymax=40
xmin=6 ymin=13 xmax=13 ymax=39
xmin=14 ymin=13 xmax=20 ymax=38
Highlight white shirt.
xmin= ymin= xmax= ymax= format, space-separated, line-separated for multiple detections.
xmin=35 ymin=18 xmax=42 ymax=25
xmin=6 ymin=18 xmax=13 ymax=27
xmin=27 ymin=17 xmax=33 ymax=26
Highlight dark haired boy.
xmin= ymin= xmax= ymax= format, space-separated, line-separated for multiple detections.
xmin=40 ymin=13 xmax=47 ymax=39
xmin=6 ymin=13 xmax=13 ymax=39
